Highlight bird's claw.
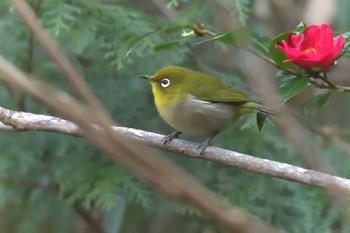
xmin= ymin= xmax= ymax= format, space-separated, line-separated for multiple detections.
xmin=196 ymin=135 xmax=214 ymax=155
xmin=162 ymin=131 xmax=181 ymax=145
xmin=196 ymin=142 xmax=208 ymax=155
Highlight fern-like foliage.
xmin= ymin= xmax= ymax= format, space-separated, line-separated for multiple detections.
xmin=166 ymin=0 xmax=188 ymax=8
xmin=219 ymin=0 xmax=252 ymax=24
xmin=42 ymin=1 xmax=82 ymax=36
xmin=234 ymin=0 xmax=251 ymax=24
xmin=95 ymin=5 xmax=157 ymax=69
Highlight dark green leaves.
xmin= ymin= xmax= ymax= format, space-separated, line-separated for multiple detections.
xmin=250 ymin=33 xmax=271 ymax=55
xmin=294 ymin=21 xmax=307 ymax=35
xmin=267 ymin=21 xmax=307 ymax=71
xmin=300 ymin=91 xmax=333 ymax=115
xmin=339 ymin=31 xmax=350 ymax=59
xmin=279 ymin=75 xmax=309 ymax=103
xmin=257 ymin=112 xmax=268 ymax=131
xmin=268 ymin=32 xmax=298 ymax=71
xmin=154 ymin=41 xmax=181 ymax=51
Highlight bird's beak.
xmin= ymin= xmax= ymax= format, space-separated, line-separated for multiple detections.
xmin=139 ymin=75 xmax=154 ymax=82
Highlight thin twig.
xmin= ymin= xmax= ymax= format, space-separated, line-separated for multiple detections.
xmin=309 ymin=78 xmax=350 ymax=92
xmin=25 ymin=0 xmax=43 ymax=74
xmin=320 ymin=72 xmax=338 ymax=89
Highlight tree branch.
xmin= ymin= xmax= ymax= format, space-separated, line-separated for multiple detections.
xmin=1 ymin=106 xmax=350 ymax=194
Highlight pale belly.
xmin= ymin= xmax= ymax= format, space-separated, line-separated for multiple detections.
xmin=158 ymin=95 xmax=236 ymax=136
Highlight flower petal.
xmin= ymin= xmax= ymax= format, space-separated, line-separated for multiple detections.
xmin=320 ymin=35 xmax=345 ymax=69
xmin=318 ymin=24 xmax=333 ymax=49
xmin=275 ymin=24 xmax=344 ymax=71
xmin=302 ymin=25 xmax=321 ymax=49
xmin=288 ymin=34 xmax=304 ymax=48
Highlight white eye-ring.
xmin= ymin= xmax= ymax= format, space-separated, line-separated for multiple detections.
xmin=160 ymin=78 xmax=170 ymax=88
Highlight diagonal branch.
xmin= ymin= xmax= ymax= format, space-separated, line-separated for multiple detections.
xmin=1 ymin=106 xmax=350 ymax=194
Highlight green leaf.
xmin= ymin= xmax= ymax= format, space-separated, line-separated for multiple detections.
xmin=294 ymin=21 xmax=307 ymax=35
xmin=250 ymin=33 xmax=271 ymax=55
xmin=279 ymin=76 xmax=309 ymax=103
xmin=338 ymin=31 xmax=350 ymax=59
xmin=300 ymin=91 xmax=333 ymax=115
xmin=154 ymin=41 xmax=181 ymax=51
xmin=256 ymin=112 xmax=268 ymax=131
xmin=346 ymin=171 xmax=350 ymax=178
xmin=197 ymin=26 xmax=250 ymax=46
xmin=268 ymin=32 xmax=298 ymax=71
xmin=126 ymin=24 xmax=194 ymax=57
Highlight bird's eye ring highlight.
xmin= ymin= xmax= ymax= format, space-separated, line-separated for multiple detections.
xmin=160 ymin=78 xmax=170 ymax=88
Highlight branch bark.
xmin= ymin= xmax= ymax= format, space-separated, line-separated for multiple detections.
xmin=1 ymin=106 xmax=350 ymax=194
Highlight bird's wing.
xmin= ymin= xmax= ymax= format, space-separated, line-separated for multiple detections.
xmin=190 ymin=86 xmax=252 ymax=104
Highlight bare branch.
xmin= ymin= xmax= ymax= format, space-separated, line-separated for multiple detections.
xmin=1 ymin=106 xmax=350 ymax=194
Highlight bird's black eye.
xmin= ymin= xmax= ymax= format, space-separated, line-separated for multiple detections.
xmin=160 ymin=78 xmax=170 ymax=88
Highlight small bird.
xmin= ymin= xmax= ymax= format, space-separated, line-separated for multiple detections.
xmin=140 ymin=66 xmax=271 ymax=154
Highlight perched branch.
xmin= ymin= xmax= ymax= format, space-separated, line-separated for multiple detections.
xmin=1 ymin=106 xmax=350 ymax=194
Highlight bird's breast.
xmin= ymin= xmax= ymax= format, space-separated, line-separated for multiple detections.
xmin=157 ymin=94 xmax=236 ymax=136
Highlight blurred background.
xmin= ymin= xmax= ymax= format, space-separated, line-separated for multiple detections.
xmin=1 ymin=0 xmax=350 ymax=232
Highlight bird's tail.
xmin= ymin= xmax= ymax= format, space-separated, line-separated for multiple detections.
xmin=241 ymin=101 xmax=275 ymax=117
xmin=258 ymin=107 xmax=276 ymax=116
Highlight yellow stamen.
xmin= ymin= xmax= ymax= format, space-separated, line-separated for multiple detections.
xmin=303 ymin=47 xmax=316 ymax=53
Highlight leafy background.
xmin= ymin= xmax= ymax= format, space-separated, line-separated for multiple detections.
xmin=1 ymin=0 xmax=350 ymax=232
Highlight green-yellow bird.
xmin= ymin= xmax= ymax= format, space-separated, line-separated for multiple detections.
xmin=140 ymin=66 xmax=271 ymax=154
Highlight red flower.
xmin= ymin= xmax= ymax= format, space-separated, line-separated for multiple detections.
xmin=275 ymin=24 xmax=345 ymax=71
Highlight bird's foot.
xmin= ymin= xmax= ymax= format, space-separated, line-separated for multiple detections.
xmin=196 ymin=143 xmax=208 ymax=155
xmin=196 ymin=137 xmax=212 ymax=155
xmin=162 ymin=131 xmax=181 ymax=145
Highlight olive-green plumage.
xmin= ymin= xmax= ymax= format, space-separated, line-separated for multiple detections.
xmin=140 ymin=66 xmax=269 ymax=154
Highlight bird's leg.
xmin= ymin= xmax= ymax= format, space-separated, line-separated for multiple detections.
xmin=196 ymin=133 xmax=217 ymax=155
xmin=162 ymin=131 xmax=182 ymax=145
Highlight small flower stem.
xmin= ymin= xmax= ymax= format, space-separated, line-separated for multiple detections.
xmin=309 ymin=78 xmax=350 ymax=92
xmin=320 ymin=72 xmax=338 ymax=89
